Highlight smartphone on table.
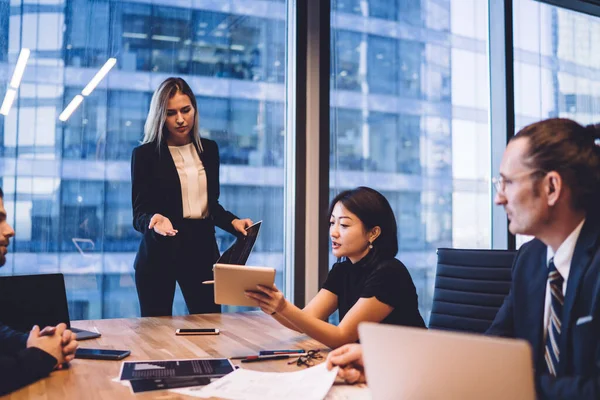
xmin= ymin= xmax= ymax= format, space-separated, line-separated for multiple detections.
xmin=175 ymin=328 xmax=220 ymax=336
xmin=75 ymin=348 xmax=131 ymax=360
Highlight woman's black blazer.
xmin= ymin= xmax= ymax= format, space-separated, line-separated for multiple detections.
xmin=131 ymin=138 xmax=238 ymax=239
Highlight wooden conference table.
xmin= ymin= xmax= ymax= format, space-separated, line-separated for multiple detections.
xmin=6 ymin=312 xmax=328 ymax=400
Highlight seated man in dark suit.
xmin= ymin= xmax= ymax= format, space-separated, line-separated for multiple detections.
xmin=327 ymin=118 xmax=600 ymax=399
xmin=0 ymin=187 xmax=79 ymax=395
xmin=486 ymin=118 xmax=600 ymax=399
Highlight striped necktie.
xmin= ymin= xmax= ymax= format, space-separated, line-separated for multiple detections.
xmin=544 ymin=258 xmax=564 ymax=377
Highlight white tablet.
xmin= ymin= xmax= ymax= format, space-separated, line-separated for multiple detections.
xmin=213 ymin=263 xmax=276 ymax=307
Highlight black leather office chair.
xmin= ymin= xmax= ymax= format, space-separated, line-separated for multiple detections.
xmin=428 ymin=248 xmax=517 ymax=333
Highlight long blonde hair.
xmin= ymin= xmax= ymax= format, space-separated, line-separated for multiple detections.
xmin=143 ymin=77 xmax=203 ymax=152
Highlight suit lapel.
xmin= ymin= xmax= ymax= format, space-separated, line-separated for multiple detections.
xmin=527 ymin=247 xmax=548 ymax=365
xmin=158 ymin=143 xmax=183 ymax=218
xmin=559 ymin=217 xmax=600 ymax=374
xmin=198 ymin=140 xmax=214 ymax=209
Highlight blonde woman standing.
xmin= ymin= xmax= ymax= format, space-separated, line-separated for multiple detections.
xmin=131 ymin=77 xmax=252 ymax=317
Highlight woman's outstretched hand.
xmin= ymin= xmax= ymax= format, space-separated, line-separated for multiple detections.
xmin=149 ymin=214 xmax=178 ymax=236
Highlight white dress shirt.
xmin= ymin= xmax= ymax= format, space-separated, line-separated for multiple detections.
xmin=543 ymin=218 xmax=585 ymax=336
xmin=168 ymin=143 xmax=208 ymax=219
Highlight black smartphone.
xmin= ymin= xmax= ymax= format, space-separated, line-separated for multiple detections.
xmin=175 ymin=328 xmax=220 ymax=336
xmin=75 ymin=348 xmax=131 ymax=360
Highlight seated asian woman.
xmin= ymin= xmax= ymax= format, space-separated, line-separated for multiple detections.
xmin=245 ymin=186 xmax=425 ymax=349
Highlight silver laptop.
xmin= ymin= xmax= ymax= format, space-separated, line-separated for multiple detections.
xmin=359 ymin=323 xmax=535 ymax=400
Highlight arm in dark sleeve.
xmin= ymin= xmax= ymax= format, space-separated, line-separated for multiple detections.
xmin=206 ymin=140 xmax=238 ymax=235
xmin=0 ymin=348 xmax=57 ymax=396
xmin=485 ymin=249 xmax=522 ymax=338
xmin=0 ymin=324 xmax=27 ymax=356
xmin=131 ymin=146 xmax=156 ymax=235
xmin=485 ymin=288 xmax=516 ymax=337
xmin=536 ymin=373 xmax=600 ymax=400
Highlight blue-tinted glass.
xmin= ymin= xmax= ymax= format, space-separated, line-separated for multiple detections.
xmin=60 ymin=180 xmax=104 ymax=252
xmin=65 ymin=0 xmax=110 ymax=67
xmin=369 ymin=0 xmax=398 ymax=20
xmin=333 ymin=0 xmax=363 ymax=15
xmin=117 ymin=3 xmax=152 ymax=71
xmin=331 ymin=0 xmax=490 ymax=324
xmin=106 ymin=91 xmax=150 ymax=161
xmin=61 ymin=88 xmax=107 ymax=160
xmin=1 ymin=1 xmax=290 ymax=319
xmin=513 ymin=0 xmax=600 ymax=246
xmin=151 ymin=6 xmax=193 ymax=74
xmin=368 ymin=35 xmax=398 ymax=95
xmin=331 ymin=30 xmax=362 ymax=91
xmin=0 ymin=0 xmax=8 ymax=62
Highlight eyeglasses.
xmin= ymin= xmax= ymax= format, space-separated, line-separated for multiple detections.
xmin=491 ymin=169 xmax=547 ymax=194
xmin=288 ymin=349 xmax=323 ymax=367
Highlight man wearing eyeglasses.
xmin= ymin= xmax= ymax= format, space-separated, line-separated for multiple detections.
xmin=486 ymin=118 xmax=600 ymax=399
xmin=328 ymin=118 xmax=600 ymax=399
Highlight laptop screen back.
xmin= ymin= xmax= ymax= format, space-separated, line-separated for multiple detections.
xmin=359 ymin=322 xmax=536 ymax=400
xmin=0 ymin=273 xmax=71 ymax=333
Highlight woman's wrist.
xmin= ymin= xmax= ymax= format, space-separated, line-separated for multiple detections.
xmin=275 ymin=299 xmax=288 ymax=315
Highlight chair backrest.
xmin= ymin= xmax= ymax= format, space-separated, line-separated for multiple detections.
xmin=428 ymin=248 xmax=517 ymax=333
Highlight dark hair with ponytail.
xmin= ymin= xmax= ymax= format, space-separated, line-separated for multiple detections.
xmin=512 ymin=118 xmax=600 ymax=212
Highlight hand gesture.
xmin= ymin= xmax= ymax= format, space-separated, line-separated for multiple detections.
xmin=27 ymin=324 xmax=70 ymax=366
xmin=245 ymin=284 xmax=287 ymax=315
xmin=39 ymin=324 xmax=79 ymax=363
xmin=149 ymin=214 xmax=178 ymax=236
xmin=231 ymin=218 xmax=253 ymax=236
xmin=326 ymin=343 xmax=366 ymax=384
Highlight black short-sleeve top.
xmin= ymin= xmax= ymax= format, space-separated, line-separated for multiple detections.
xmin=322 ymin=250 xmax=426 ymax=328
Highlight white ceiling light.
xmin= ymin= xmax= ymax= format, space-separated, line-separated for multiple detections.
xmin=59 ymin=95 xmax=84 ymax=121
xmin=0 ymin=48 xmax=31 ymax=116
xmin=151 ymin=35 xmax=181 ymax=42
xmin=0 ymin=89 xmax=17 ymax=116
xmin=10 ymin=48 xmax=31 ymax=89
xmin=82 ymin=58 xmax=117 ymax=96
xmin=122 ymin=32 xmax=148 ymax=39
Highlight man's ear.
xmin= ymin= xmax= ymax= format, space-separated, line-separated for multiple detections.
xmin=546 ymin=171 xmax=562 ymax=206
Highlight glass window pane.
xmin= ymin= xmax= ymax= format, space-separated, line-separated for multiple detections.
xmin=513 ymin=0 xmax=600 ymax=246
xmin=0 ymin=1 xmax=291 ymax=319
xmin=331 ymin=0 xmax=491 ymax=323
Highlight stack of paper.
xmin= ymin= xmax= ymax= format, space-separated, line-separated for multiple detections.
xmin=171 ymin=363 xmax=340 ymax=400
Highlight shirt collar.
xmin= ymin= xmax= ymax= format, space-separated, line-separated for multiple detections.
xmin=546 ymin=218 xmax=586 ymax=280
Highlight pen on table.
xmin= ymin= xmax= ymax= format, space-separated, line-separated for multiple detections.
xmin=259 ymin=349 xmax=306 ymax=355
xmin=240 ymin=354 xmax=306 ymax=363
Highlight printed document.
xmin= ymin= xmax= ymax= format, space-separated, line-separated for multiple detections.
xmin=171 ymin=362 xmax=339 ymax=400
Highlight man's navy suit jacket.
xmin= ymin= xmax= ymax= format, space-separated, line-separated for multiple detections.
xmin=487 ymin=215 xmax=600 ymax=399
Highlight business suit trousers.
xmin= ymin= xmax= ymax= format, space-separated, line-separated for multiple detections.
xmin=135 ymin=218 xmax=221 ymax=317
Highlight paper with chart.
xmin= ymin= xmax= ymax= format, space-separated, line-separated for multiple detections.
xmin=119 ymin=358 xmax=234 ymax=381
xmin=170 ymin=362 xmax=339 ymax=400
